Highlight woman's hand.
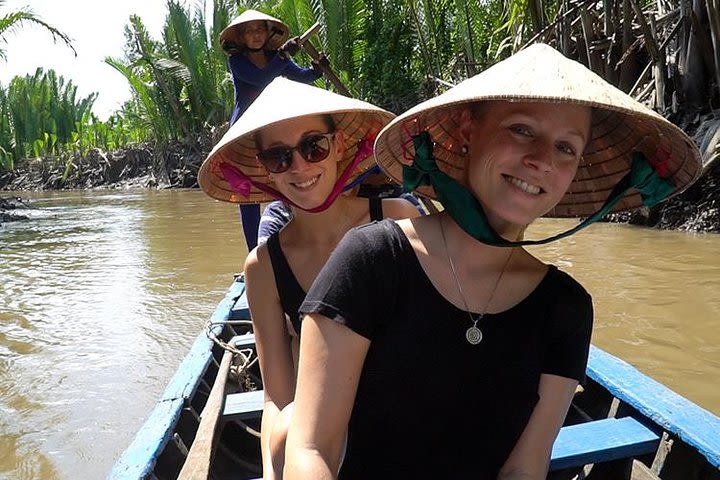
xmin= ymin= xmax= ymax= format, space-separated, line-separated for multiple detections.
xmin=279 ymin=36 xmax=301 ymax=58
xmin=311 ymin=54 xmax=330 ymax=74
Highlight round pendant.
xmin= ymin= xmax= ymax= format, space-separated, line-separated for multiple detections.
xmin=466 ymin=326 xmax=483 ymax=345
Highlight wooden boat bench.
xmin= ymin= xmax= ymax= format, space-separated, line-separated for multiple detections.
xmin=223 ymin=389 xmax=264 ymax=421
xmin=550 ymin=416 xmax=660 ymax=471
xmin=222 ymin=390 xmax=661 ymax=472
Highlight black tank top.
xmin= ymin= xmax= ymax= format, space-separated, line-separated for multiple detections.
xmin=266 ymin=197 xmax=384 ymax=336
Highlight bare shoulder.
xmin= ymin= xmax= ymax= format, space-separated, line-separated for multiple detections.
xmin=382 ymin=196 xmax=423 ymax=220
xmin=394 ymin=214 xmax=439 ymax=254
xmin=242 ymin=242 xmax=285 ymax=326
xmin=242 ymin=243 xmax=274 ymax=286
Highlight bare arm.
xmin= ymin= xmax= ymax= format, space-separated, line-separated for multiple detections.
xmin=283 ymin=313 xmax=370 ymax=480
xmin=497 ymin=374 xmax=578 ymax=480
xmin=243 ymin=246 xmax=296 ymax=478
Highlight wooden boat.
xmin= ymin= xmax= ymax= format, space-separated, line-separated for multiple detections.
xmin=108 ymin=274 xmax=720 ymax=480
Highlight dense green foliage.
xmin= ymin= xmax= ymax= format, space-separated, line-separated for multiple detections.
xmin=0 ymin=69 xmax=140 ymax=172
xmin=1 ymin=0 xmax=719 ymax=175
xmin=0 ymin=0 xmax=75 ymax=171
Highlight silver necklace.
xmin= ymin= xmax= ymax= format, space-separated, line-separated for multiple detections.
xmin=439 ymin=215 xmax=514 ymax=345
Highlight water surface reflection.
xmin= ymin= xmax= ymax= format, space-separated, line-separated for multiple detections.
xmin=0 ymin=191 xmax=717 ymax=479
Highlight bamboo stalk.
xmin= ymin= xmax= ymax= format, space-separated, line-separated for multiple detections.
xmin=300 ymin=41 xmax=350 ymax=97
xmin=618 ymin=0 xmax=635 ymax=89
xmin=461 ymin=1 xmax=477 ymax=77
xmin=560 ymin=0 xmax=571 ymax=55
xmin=520 ymin=0 xmax=599 ymax=50
xmin=650 ymin=16 xmax=666 ymax=111
xmin=636 ymin=79 xmax=655 ymax=103
xmin=631 ymin=61 xmax=654 ymax=98
xmin=286 ymin=22 xmax=351 ymax=97
xmin=656 ymin=7 xmax=680 ymax=24
xmin=604 ymin=0 xmax=614 ymax=38
xmin=603 ymin=0 xmax=616 ymax=80
xmin=580 ymin=7 xmax=597 ymax=72
xmin=628 ymin=0 xmax=661 ymax=62
xmin=630 ymin=17 xmax=683 ymax=97
xmin=619 ymin=14 xmax=682 ymax=68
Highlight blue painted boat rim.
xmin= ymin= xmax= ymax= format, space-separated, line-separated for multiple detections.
xmin=587 ymin=345 xmax=720 ymax=468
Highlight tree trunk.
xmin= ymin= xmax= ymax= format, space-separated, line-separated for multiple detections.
xmin=619 ymin=0 xmax=638 ymax=90
xmin=152 ymin=142 xmax=171 ymax=188
xmin=681 ymin=0 xmax=709 ymax=113
xmin=604 ymin=0 xmax=620 ymax=84
xmin=706 ymin=0 xmax=720 ymax=98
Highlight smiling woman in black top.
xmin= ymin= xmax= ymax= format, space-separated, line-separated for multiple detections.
xmin=284 ymin=43 xmax=702 ymax=480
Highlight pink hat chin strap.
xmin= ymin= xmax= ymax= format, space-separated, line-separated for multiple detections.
xmin=219 ymin=133 xmax=376 ymax=213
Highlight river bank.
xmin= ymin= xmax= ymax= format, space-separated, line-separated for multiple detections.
xmin=1 ymin=124 xmax=719 ymax=232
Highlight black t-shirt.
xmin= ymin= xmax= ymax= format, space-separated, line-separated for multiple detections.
xmin=299 ymin=219 xmax=593 ymax=479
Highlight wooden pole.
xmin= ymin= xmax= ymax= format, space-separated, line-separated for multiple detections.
xmin=300 ymin=41 xmax=351 ymax=97
xmin=282 ymin=21 xmax=351 ymax=96
xmin=177 ymin=348 xmax=234 ymax=480
xmin=296 ymin=21 xmax=322 ymax=45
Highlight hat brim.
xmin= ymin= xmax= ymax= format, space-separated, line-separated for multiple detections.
xmin=199 ymin=78 xmax=395 ymax=204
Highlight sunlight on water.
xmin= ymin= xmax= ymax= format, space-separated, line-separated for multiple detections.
xmin=527 ymin=219 xmax=720 ymax=416
xmin=0 ymin=191 xmax=718 ymax=479
xmin=0 ymin=190 xmax=246 ymax=480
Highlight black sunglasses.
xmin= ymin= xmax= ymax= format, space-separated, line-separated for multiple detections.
xmin=256 ymin=133 xmax=334 ymax=174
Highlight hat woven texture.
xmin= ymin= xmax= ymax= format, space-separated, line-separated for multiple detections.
xmin=219 ymin=10 xmax=289 ymax=51
xmin=199 ymin=77 xmax=395 ymax=204
xmin=374 ymin=43 xmax=702 ymax=218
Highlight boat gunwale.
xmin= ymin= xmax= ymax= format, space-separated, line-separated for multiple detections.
xmin=587 ymin=345 xmax=720 ymax=469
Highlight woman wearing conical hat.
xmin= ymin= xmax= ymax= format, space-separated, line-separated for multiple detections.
xmin=220 ymin=9 xmax=325 ymax=253
xmin=284 ymin=43 xmax=702 ymax=479
xmin=220 ymin=9 xmax=323 ymax=125
xmin=198 ymin=77 xmax=420 ymax=480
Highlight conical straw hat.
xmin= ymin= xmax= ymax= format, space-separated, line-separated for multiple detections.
xmin=374 ymin=43 xmax=703 ymax=218
xmin=199 ymin=77 xmax=395 ymax=204
xmin=219 ymin=9 xmax=289 ymax=51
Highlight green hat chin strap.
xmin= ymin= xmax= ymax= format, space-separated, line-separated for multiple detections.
xmin=402 ymin=131 xmax=676 ymax=247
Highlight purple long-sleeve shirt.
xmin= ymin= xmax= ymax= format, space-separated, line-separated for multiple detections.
xmin=229 ymin=50 xmax=322 ymax=124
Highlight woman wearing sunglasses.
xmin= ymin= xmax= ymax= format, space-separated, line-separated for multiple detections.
xmin=198 ymin=77 xmax=420 ymax=480
xmin=219 ymin=9 xmax=325 ymax=253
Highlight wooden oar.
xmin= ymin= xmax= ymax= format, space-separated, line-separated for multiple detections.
xmin=296 ymin=21 xmax=322 ymax=46
xmin=177 ymin=347 xmax=234 ymax=480
xmin=291 ymin=22 xmax=351 ymax=97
